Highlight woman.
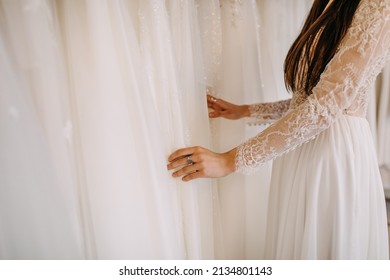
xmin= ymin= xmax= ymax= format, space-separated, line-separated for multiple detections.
xmin=168 ymin=0 xmax=390 ymax=259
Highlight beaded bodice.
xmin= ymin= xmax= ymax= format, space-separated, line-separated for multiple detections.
xmin=236 ymin=0 xmax=390 ymax=173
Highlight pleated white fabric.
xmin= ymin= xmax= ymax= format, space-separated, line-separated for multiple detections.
xmin=203 ymin=0 xmax=313 ymax=259
xmin=59 ymin=0 xmax=181 ymax=259
xmin=257 ymin=0 xmax=312 ymax=100
xmin=58 ymin=0 xmax=217 ymax=259
xmin=208 ymin=0 xmax=269 ymax=259
xmin=0 ymin=0 xmax=387 ymax=260
xmin=0 ymin=33 xmax=83 ymax=260
xmin=265 ymin=115 xmax=389 ymax=259
xmin=0 ymin=0 xmax=217 ymax=259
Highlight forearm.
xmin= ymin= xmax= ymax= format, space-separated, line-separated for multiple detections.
xmin=247 ymin=99 xmax=291 ymax=123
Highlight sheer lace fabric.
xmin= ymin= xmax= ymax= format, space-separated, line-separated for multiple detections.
xmin=236 ymin=0 xmax=390 ymax=173
xmin=248 ymin=99 xmax=291 ymax=124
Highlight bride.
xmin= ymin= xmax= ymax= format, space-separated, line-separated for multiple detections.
xmin=168 ymin=0 xmax=390 ymax=259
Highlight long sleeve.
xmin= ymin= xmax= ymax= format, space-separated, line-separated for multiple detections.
xmin=247 ymin=99 xmax=291 ymax=124
xmin=235 ymin=0 xmax=390 ymax=174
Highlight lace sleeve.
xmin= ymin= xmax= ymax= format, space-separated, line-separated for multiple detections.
xmin=235 ymin=0 xmax=390 ymax=173
xmin=247 ymin=99 xmax=291 ymax=124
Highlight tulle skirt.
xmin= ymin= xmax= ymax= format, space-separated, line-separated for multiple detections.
xmin=265 ymin=115 xmax=389 ymax=259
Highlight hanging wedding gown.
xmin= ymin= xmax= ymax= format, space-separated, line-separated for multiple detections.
xmin=235 ymin=0 xmax=390 ymax=259
xmin=203 ymin=0 xmax=271 ymax=259
xmin=257 ymin=0 xmax=313 ymax=100
xmin=0 ymin=0 xmax=217 ymax=259
xmin=58 ymin=0 xmax=217 ymax=259
xmin=58 ymin=0 xmax=177 ymax=259
xmin=197 ymin=0 xmax=312 ymax=259
xmin=165 ymin=0 xmax=223 ymax=259
xmin=0 ymin=1 xmax=83 ymax=258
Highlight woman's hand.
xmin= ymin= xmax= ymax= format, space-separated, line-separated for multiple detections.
xmin=207 ymin=94 xmax=250 ymax=120
xmin=167 ymin=146 xmax=237 ymax=181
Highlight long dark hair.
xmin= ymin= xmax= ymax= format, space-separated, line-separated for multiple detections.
xmin=284 ymin=0 xmax=361 ymax=95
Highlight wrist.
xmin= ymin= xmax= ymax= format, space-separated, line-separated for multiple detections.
xmin=240 ymin=105 xmax=251 ymax=118
xmin=222 ymin=148 xmax=237 ymax=174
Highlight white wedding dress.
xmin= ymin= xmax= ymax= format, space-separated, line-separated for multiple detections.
xmin=236 ymin=0 xmax=390 ymax=259
xmin=257 ymin=0 xmax=312 ymax=100
xmin=58 ymin=0 xmax=217 ymax=259
xmin=0 ymin=6 xmax=84 ymax=258
xmin=199 ymin=0 xmax=274 ymax=259
xmin=0 ymin=0 xmax=217 ymax=259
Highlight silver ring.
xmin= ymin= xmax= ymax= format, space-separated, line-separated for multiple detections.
xmin=210 ymin=96 xmax=217 ymax=103
xmin=187 ymin=155 xmax=194 ymax=165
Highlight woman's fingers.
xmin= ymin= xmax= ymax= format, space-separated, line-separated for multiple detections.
xmin=167 ymin=151 xmax=207 ymax=181
xmin=207 ymin=95 xmax=220 ymax=109
xmin=172 ymin=163 xmax=201 ymax=178
xmin=167 ymin=153 xmax=199 ymax=170
xmin=167 ymin=146 xmax=235 ymax=181
xmin=182 ymin=170 xmax=205 ymax=182
xmin=207 ymin=94 xmax=217 ymax=102
xmin=167 ymin=146 xmax=208 ymax=181
xmin=209 ymin=111 xmax=221 ymax=118
xmin=207 ymin=95 xmax=227 ymax=118
xmin=207 ymin=94 xmax=229 ymax=109
xmin=168 ymin=146 xmax=198 ymax=163
xmin=167 ymin=156 xmax=187 ymax=170
xmin=207 ymin=94 xmax=242 ymax=120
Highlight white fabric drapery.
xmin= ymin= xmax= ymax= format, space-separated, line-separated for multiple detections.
xmin=1 ymin=0 xmax=222 ymax=259
xmin=0 ymin=0 xmax=386 ymax=259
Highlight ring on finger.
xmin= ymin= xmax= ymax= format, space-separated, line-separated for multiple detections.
xmin=210 ymin=96 xmax=217 ymax=103
xmin=186 ymin=155 xmax=194 ymax=165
